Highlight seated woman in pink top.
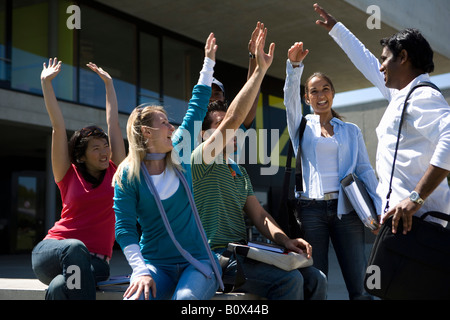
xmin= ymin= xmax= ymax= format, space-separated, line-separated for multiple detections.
xmin=31 ymin=58 xmax=126 ymax=300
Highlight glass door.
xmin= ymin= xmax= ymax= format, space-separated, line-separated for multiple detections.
xmin=11 ymin=171 xmax=45 ymax=252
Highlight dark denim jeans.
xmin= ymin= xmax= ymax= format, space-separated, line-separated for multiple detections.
xmin=298 ymin=199 xmax=372 ymax=300
xmin=215 ymin=248 xmax=327 ymax=300
xmin=31 ymin=239 xmax=110 ymax=300
xmin=126 ymin=260 xmax=220 ymax=300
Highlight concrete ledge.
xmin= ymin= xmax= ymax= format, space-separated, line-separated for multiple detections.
xmin=0 ymin=278 xmax=261 ymax=300
xmin=0 ymin=279 xmax=46 ymax=300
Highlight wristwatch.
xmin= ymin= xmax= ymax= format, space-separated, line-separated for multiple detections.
xmin=409 ymin=191 xmax=424 ymax=205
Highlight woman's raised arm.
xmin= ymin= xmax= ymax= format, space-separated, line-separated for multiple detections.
xmin=40 ymin=58 xmax=71 ymax=182
xmin=87 ymin=62 xmax=126 ymax=165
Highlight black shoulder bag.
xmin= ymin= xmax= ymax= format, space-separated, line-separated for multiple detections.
xmin=274 ymin=116 xmax=307 ymax=239
xmin=365 ymin=81 xmax=450 ymax=300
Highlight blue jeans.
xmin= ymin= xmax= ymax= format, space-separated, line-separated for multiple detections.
xmin=215 ymin=248 xmax=327 ymax=300
xmin=31 ymin=239 xmax=110 ymax=300
xmin=298 ymin=199 xmax=372 ymax=300
xmin=128 ymin=260 xmax=220 ymax=300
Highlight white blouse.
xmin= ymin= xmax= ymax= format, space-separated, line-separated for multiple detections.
xmin=316 ymin=136 xmax=340 ymax=193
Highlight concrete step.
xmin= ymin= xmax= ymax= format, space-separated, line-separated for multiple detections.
xmin=0 ymin=278 xmax=260 ymax=300
xmin=0 ymin=278 xmax=124 ymax=300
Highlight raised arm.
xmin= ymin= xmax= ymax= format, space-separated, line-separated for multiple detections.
xmin=87 ymin=62 xmax=126 ymax=165
xmin=242 ymin=21 xmax=264 ymax=129
xmin=202 ymin=27 xmax=275 ymax=163
xmin=283 ymin=42 xmax=309 ymax=154
xmin=205 ymin=32 xmax=218 ymax=63
xmin=313 ymin=3 xmax=392 ymax=101
xmin=172 ymin=33 xmax=218 ymax=155
xmin=313 ymin=2 xmax=336 ymax=31
xmin=40 ymin=58 xmax=71 ymax=182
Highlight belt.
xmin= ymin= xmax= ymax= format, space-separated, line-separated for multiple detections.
xmin=90 ymin=252 xmax=110 ymax=263
xmin=301 ymin=192 xmax=339 ymax=201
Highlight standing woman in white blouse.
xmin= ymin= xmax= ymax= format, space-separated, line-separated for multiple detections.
xmin=283 ymin=42 xmax=381 ymax=300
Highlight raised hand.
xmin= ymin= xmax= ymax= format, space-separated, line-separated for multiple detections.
xmin=314 ymin=3 xmax=337 ymax=31
xmin=243 ymin=21 xmax=265 ymax=129
xmin=204 ymin=32 xmax=218 ymax=61
xmin=288 ymin=42 xmax=309 ymax=64
xmin=254 ymin=27 xmax=275 ymax=73
xmin=87 ymin=62 xmax=112 ymax=83
xmin=40 ymin=57 xmax=70 ymax=181
xmin=248 ymin=21 xmax=264 ymax=57
xmin=41 ymin=57 xmax=62 ymax=82
xmin=86 ymin=62 xmax=125 ymax=165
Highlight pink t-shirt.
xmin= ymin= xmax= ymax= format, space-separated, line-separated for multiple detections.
xmin=45 ymin=161 xmax=117 ymax=258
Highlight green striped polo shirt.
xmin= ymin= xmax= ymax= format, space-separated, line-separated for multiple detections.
xmin=191 ymin=142 xmax=254 ymax=250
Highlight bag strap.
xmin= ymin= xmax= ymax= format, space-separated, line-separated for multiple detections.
xmin=420 ymin=211 xmax=450 ymax=222
xmin=281 ymin=116 xmax=307 ymax=200
xmin=384 ymin=81 xmax=441 ymax=213
xmin=274 ymin=117 xmax=306 ymax=233
xmin=295 ymin=117 xmax=308 ymax=192
xmin=219 ymin=245 xmax=247 ymax=293
xmin=141 ymin=162 xmax=224 ymax=291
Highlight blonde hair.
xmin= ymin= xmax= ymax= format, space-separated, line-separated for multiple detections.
xmin=113 ymin=105 xmax=181 ymax=189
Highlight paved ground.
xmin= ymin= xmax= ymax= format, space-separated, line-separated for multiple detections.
xmin=0 ymin=243 xmax=375 ymax=300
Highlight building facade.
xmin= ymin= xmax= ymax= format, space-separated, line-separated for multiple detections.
xmin=0 ymin=0 xmax=292 ymax=253
xmin=1 ymin=0 xmax=449 ymax=254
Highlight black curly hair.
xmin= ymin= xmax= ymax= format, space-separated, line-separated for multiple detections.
xmin=68 ymin=125 xmax=109 ymax=188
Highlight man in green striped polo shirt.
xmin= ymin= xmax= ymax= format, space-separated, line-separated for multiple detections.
xmin=191 ymin=100 xmax=327 ymax=300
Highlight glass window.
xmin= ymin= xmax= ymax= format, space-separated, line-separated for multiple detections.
xmin=11 ymin=0 xmax=48 ymax=94
xmin=79 ymin=5 xmax=137 ymax=113
xmin=10 ymin=0 xmax=78 ymax=100
xmin=54 ymin=0 xmax=78 ymax=102
xmin=162 ymin=36 xmax=203 ymax=124
xmin=139 ymin=32 xmax=161 ymax=106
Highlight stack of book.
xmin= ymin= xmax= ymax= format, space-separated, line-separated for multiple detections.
xmin=228 ymin=241 xmax=313 ymax=271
